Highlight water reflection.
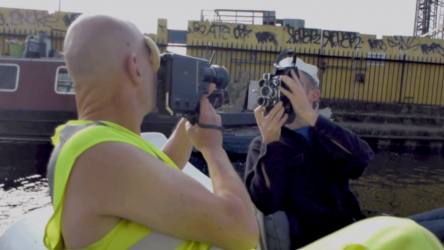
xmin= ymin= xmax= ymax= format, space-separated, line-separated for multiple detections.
xmin=190 ymin=144 xmax=444 ymax=218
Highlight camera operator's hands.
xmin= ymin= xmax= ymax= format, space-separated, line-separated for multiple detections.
xmin=254 ymin=102 xmax=288 ymax=144
xmin=280 ymin=70 xmax=319 ymax=126
xmin=185 ymin=96 xmax=223 ymax=153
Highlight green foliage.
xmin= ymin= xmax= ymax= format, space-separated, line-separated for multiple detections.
xmin=226 ymin=70 xmax=250 ymax=106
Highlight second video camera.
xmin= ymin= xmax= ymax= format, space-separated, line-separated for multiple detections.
xmin=156 ymin=53 xmax=229 ymax=125
xmin=257 ymin=49 xmax=301 ymax=124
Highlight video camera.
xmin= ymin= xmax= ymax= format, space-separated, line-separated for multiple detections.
xmin=256 ymin=49 xmax=301 ymax=124
xmin=156 ymin=53 xmax=229 ymax=125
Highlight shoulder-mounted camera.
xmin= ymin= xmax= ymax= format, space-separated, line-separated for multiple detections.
xmin=156 ymin=53 xmax=229 ymax=126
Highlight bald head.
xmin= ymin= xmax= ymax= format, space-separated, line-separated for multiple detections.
xmin=65 ymin=15 xmax=159 ymax=123
xmin=64 ymin=15 xmax=149 ymax=84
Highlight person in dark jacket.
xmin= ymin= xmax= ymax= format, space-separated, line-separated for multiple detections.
xmin=244 ymin=58 xmax=375 ymax=249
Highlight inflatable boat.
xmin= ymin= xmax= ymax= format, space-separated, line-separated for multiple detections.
xmin=1 ymin=133 xmax=443 ymax=250
xmin=0 ymin=132 xmax=268 ymax=250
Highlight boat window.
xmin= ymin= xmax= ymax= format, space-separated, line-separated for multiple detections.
xmin=55 ymin=66 xmax=75 ymax=94
xmin=0 ymin=64 xmax=19 ymax=92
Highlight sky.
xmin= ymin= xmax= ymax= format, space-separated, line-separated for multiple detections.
xmin=1 ymin=0 xmax=418 ymax=39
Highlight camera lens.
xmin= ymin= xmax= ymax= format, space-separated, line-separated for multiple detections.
xmin=259 ymin=79 xmax=266 ymax=88
xmin=260 ymin=86 xmax=277 ymax=98
xmin=201 ymin=65 xmax=230 ymax=90
xmin=257 ymin=96 xmax=271 ymax=107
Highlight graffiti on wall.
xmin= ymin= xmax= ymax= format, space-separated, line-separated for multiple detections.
xmin=187 ymin=21 xmax=281 ymax=46
xmin=188 ymin=22 xmax=232 ymax=40
xmin=421 ymin=43 xmax=444 ymax=56
xmin=323 ymin=31 xmax=362 ymax=49
xmin=255 ymin=32 xmax=278 ymax=46
xmin=368 ymin=38 xmax=387 ymax=52
xmin=182 ymin=19 xmax=444 ymax=58
xmin=0 ymin=8 xmax=80 ymax=31
xmin=363 ymin=36 xmax=444 ymax=58
xmin=286 ymin=28 xmax=321 ymax=45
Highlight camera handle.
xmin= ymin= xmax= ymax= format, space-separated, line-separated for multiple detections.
xmin=185 ymin=103 xmax=225 ymax=132
xmin=273 ymin=49 xmax=298 ymax=69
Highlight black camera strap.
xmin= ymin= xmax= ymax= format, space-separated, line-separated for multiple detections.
xmin=196 ymin=122 xmax=225 ymax=132
xmin=186 ymin=115 xmax=225 ymax=133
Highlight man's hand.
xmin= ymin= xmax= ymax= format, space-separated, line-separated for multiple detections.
xmin=280 ymin=70 xmax=319 ymax=126
xmin=254 ymin=102 xmax=288 ymax=144
xmin=185 ymin=97 xmax=222 ymax=153
xmin=162 ymin=83 xmax=217 ymax=169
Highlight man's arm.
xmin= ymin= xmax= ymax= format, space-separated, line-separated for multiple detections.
xmin=278 ymin=71 xmax=374 ymax=180
xmin=162 ymin=118 xmax=193 ymax=170
xmin=69 ymin=141 xmax=259 ymax=250
xmin=244 ymin=137 xmax=298 ymax=214
xmin=312 ymin=115 xmax=375 ymax=179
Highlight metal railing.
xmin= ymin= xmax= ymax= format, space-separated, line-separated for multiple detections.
xmin=161 ymin=42 xmax=444 ymax=106
xmin=1 ymin=26 xmax=443 ymax=107
xmin=201 ymin=9 xmax=276 ymax=25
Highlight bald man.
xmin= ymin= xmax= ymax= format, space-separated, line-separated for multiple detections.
xmin=43 ymin=15 xmax=259 ymax=250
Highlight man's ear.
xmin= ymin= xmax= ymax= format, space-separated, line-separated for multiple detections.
xmin=309 ymin=89 xmax=320 ymax=102
xmin=126 ymin=53 xmax=142 ymax=86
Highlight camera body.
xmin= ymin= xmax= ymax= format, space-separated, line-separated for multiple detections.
xmin=156 ymin=53 xmax=229 ymax=124
xmin=257 ymin=50 xmax=300 ymax=124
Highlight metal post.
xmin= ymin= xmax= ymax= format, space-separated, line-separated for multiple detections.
xmin=398 ymin=55 xmax=407 ymax=103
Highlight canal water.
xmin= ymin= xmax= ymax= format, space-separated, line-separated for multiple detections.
xmin=0 ymin=141 xmax=443 ymax=235
xmin=189 ymin=143 xmax=444 ymax=218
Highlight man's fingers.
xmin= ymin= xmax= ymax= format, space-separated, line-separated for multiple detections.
xmin=199 ymin=98 xmax=218 ymax=122
xmin=279 ymin=113 xmax=289 ymax=127
xmin=254 ymin=106 xmax=265 ymax=122
xmin=279 ymin=86 xmax=292 ymax=98
xmin=267 ymin=101 xmax=283 ymax=120
xmin=271 ymin=107 xmax=285 ymax=127
xmin=280 ymin=76 xmax=297 ymax=94
xmin=292 ymin=70 xmax=308 ymax=93
xmin=290 ymin=70 xmax=303 ymax=88
xmin=208 ymin=83 xmax=216 ymax=96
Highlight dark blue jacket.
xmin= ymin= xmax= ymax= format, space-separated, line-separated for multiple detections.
xmin=244 ymin=115 xmax=375 ymax=249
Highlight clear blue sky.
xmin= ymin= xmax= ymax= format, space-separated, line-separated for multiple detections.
xmin=2 ymin=0 xmax=417 ymax=39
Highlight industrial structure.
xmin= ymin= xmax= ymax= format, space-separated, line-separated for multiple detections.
xmin=414 ymin=0 xmax=444 ymax=38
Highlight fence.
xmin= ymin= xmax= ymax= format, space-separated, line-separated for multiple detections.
xmin=0 ymin=27 xmax=66 ymax=56
xmin=161 ymin=42 xmax=444 ymax=106
xmin=1 ymin=26 xmax=443 ymax=106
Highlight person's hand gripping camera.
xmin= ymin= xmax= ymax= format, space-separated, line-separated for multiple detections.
xmin=254 ymin=70 xmax=319 ymax=144
xmin=279 ymin=70 xmax=319 ymax=126
xmin=185 ymin=83 xmax=224 ymax=152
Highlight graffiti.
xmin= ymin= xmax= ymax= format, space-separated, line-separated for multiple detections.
xmin=7 ymin=9 xmax=60 ymax=28
xmin=387 ymin=36 xmax=420 ymax=51
xmin=286 ymin=28 xmax=321 ymax=45
xmin=323 ymin=31 xmax=362 ymax=49
xmin=255 ymin=32 xmax=279 ymax=46
xmin=62 ymin=13 xmax=80 ymax=27
xmin=158 ymin=24 xmax=167 ymax=32
xmin=188 ymin=22 xmax=231 ymax=40
xmin=233 ymin=24 xmax=252 ymax=40
xmin=368 ymin=39 xmax=387 ymax=52
xmin=421 ymin=43 xmax=444 ymax=56
xmin=208 ymin=24 xmax=231 ymax=40
xmin=0 ymin=8 xmax=82 ymax=30
xmin=191 ymin=22 xmax=206 ymax=35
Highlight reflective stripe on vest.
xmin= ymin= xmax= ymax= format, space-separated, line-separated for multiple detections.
xmin=46 ymin=122 xmax=223 ymax=250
